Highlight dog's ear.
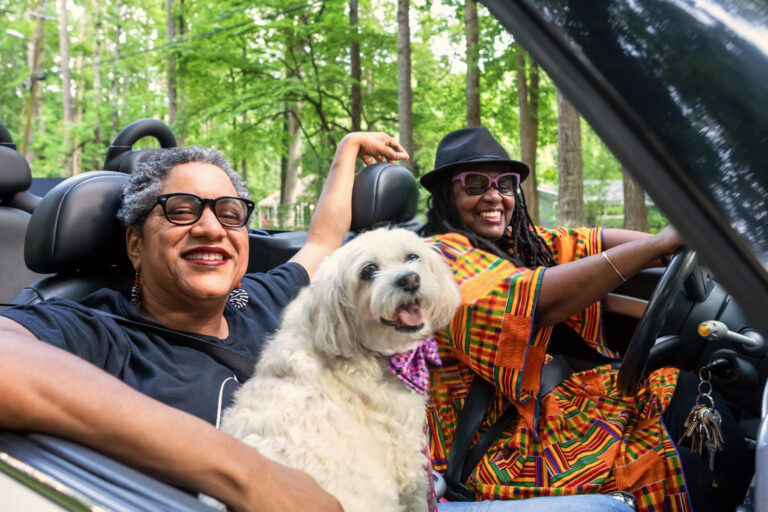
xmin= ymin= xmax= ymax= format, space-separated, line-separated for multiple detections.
xmin=425 ymin=241 xmax=461 ymax=328
xmin=300 ymin=252 xmax=359 ymax=359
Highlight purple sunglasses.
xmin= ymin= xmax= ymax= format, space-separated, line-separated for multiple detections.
xmin=452 ymin=171 xmax=520 ymax=196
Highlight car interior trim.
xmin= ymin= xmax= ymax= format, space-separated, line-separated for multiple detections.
xmin=0 ymin=450 xmax=100 ymax=511
xmin=603 ymin=293 xmax=647 ymax=319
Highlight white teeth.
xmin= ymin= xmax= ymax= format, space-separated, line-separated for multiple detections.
xmin=480 ymin=211 xmax=501 ymax=218
xmin=184 ymin=252 xmax=224 ymax=261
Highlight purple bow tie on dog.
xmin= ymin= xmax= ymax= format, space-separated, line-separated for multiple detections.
xmin=388 ymin=336 xmax=442 ymax=394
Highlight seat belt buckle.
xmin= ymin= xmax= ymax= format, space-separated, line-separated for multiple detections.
xmin=432 ymin=470 xmax=446 ymax=499
xmin=441 ymin=476 xmax=475 ymax=502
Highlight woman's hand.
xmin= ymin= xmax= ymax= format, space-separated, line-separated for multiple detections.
xmin=654 ymin=224 xmax=684 ymax=263
xmin=234 ymin=455 xmax=344 ymax=512
xmin=291 ymin=132 xmax=408 ymax=278
xmin=341 ymin=132 xmax=409 ymax=165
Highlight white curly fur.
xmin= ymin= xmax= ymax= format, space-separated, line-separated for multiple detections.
xmin=220 ymin=228 xmax=460 ymax=512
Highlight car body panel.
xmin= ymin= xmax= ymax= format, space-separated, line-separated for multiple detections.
xmin=0 ymin=432 xmax=214 ymax=511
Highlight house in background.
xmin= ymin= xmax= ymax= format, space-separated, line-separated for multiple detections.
xmin=256 ymin=175 xmax=315 ymax=230
xmin=537 ymin=180 xmax=656 ymax=228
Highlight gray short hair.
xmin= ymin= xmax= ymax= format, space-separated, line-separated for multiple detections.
xmin=117 ymin=146 xmax=250 ymax=229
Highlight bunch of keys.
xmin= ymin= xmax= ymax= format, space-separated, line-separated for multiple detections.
xmin=678 ymin=367 xmax=725 ymax=471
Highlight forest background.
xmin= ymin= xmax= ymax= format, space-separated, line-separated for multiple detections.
xmin=0 ymin=0 xmax=666 ymax=232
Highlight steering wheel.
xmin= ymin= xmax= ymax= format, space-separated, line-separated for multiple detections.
xmin=617 ymin=248 xmax=699 ymax=396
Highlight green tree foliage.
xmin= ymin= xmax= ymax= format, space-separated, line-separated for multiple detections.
xmin=0 ymin=0 xmax=661 ymax=229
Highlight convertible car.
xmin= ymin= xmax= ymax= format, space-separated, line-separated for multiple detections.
xmin=1 ymin=0 xmax=766 ymax=510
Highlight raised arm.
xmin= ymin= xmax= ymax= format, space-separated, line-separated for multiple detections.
xmin=289 ymin=132 xmax=408 ymax=278
xmin=0 ymin=317 xmax=342 ymax=512
xmin=534 ymin=225 xmax=681 ymax=328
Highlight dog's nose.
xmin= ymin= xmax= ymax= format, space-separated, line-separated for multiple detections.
xmin=396 ymin=271 xmax=420 ymax=293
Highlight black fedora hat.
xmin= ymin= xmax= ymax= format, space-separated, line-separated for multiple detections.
xmin=419 ymin=127 xmax=530 ymax=191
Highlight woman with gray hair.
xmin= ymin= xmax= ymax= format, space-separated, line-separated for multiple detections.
xmin=0 ymin=132 xmax=408 ymax=511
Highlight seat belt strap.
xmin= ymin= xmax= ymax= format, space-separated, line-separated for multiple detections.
xmin=538 ymin=354 xmax=574 ymax=398
xmin=88 ymin=309 xmax=257 ymax=382
xmin=442 ymin=375 xmax=494 ymax=501
xmin=442 ymin=354 xmax=576 ymax=501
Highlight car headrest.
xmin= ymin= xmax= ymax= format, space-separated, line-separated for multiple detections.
xmin=0 ymin=122 xmax=16 ymax=150
xmin=103 ymin=148 xmax=170 ymax=174
xmin=103 ymin=118 xmax=177 ymax=173
xmin=25 ymin=171 xmax=132 ymax=274
xmin=0 ymin=146 xmax=32 ymax=198
xmin=350 ymin=163 xmax=418 ymax=231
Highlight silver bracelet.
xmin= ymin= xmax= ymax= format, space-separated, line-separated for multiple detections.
xmin=602 ymin=251 xmax=627 ymax=282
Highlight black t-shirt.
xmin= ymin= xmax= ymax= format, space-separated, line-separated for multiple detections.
xmin=1 ymin=262 xmax=309 ymax=425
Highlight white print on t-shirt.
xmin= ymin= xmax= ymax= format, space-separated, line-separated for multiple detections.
xmin=215 ymin=375 xmax=239 ymax=429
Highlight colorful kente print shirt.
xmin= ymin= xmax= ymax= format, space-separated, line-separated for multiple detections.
xmin=427 ymin=229 xmax=690 ymax=512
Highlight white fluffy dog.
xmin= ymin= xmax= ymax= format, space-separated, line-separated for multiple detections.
xmin=220 ymin=228 xmax=460 ymax=512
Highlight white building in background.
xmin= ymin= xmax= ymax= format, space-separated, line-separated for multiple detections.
xmin=256 ymin=175 xmax=315 ymax=230
xmin=537 ymin=180 xmax=653 ymax=228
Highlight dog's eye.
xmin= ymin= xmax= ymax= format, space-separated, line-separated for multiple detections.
xmin=360 ymin=263 xmax=378 ymax=281
xmin=406 ymin=253 xmax=420 ymax=263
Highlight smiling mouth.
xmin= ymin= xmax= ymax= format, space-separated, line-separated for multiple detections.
xmin=380 ymin=300 xmax=424 ymax=332
xmin=181 ymin=249 xmax=231 ymax=263
xmin=479 ymin=211 xmax=502 ymax=220
xmin=183 ymin=252 xmax=227 ymax=261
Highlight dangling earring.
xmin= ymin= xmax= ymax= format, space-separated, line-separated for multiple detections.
xmin=130 ymin=271 xmax=141 ymax=305
xmin=228 ymin=283 xmax=249 ymax=310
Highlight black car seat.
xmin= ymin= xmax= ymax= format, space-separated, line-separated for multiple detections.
xmin=10 ymin=116 xmax=179 ymax=305
xmin=350 ymin=162 xmax=419 ymax=232
xmin=11 ymin=162 xmax=419 ymax=304
xmin=0 ymin=126 xmax=48 ymax=307
xmin=12 ymin=171 xmax=133 ymax=305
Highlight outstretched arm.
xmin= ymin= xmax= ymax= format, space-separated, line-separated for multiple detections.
xmin=534 ymin=225 xmax=681 ymax=328
xmin=0 ymin=317 xmax=343 ymax=512
xmin=289 ymin=132 xmax=408 ymax=278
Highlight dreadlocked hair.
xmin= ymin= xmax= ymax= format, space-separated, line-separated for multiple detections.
xmin=420 ymin=177 xmax=558 ymax=269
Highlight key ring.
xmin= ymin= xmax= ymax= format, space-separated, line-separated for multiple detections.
xmin=696 ymin=367 xmax=715 ymax=409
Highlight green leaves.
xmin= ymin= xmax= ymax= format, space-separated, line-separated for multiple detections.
xmin=0 ymin=0 xmax=657 ymax=229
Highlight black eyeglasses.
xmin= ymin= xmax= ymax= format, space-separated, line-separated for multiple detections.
xmin=146 ymin=193 xmax=255 ymax=228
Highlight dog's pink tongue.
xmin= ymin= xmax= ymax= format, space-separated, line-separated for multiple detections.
xmin=397 ymin=303 xmax=423 ymax=327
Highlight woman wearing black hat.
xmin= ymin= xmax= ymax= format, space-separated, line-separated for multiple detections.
xmin=420 ymin=127 xmax=748 ymax=512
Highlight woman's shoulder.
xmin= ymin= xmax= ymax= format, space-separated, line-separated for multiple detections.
xmin=4 ymin=287 xmax=132 ymax=319
xmin=428 ymin=232 xmax=474 ymax=253
xmin=241 ymin=261 xmax=309 ymax=292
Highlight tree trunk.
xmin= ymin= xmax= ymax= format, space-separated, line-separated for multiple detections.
xmin=240 ymin=46 xmax=248 ymax=187
xmin=111 ymin=0 xmax=122 ymax=134
xmin=59 ymin=0 xmax=74 ymax=174
xmin=280 ymin=103 xmax=302 ymax=228
xmin=557 ymin=90 xmax=584 ymax=227
xmin=92 ymin=0 xmax=103 ymax=168
xmin=176 ymin=0 xmax=185 ymax=144
xmin=464 ymin=0 xmax=480 ymax=127
xmin=397 ymin=0 xmax=414 ymax=171
xmin=167 ymin=0 xmax=177 ymax=124
xmin=349 ymin=0 xmax=361 ymax=132
xmin=72 ymin=0 xmax=90 ymax=175
xmin=516 ymin=51 xmax=540 ymax=224
xmin=623 ymin=167 xmax=650 ymax=232
xmin=21 ymin=0 xmax=47 ymax=160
